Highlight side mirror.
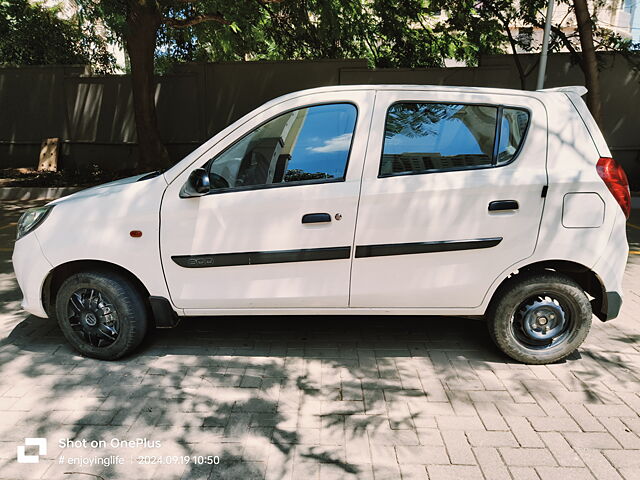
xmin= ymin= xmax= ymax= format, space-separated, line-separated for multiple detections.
xmin=180 ymin=168 xmax=210 ymax=198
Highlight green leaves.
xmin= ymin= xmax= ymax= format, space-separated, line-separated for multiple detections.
xmin=149 ymin=0 xmax=480 ymax=69
xmin=0 ymin=0 xmax=115 ymax=72
xmin=59 ymin=0 xmax=639 ymax=74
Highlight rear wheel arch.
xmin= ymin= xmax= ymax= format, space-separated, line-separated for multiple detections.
xmin=488 ymin=260 xmax=606 ymax=321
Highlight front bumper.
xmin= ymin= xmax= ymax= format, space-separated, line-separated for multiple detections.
xmin=11 ymin=232 xmax=52 ymax=318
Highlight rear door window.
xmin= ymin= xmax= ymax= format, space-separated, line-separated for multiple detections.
xmin=380 ymin=102 xmax=530 ymax=176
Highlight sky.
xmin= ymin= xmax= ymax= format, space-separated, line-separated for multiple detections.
xmin=287 ymin=103 xmax=357 ymax=179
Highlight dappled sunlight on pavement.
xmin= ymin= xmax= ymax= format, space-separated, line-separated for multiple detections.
xmin=0 ymin=199 xmax=638 ymax=479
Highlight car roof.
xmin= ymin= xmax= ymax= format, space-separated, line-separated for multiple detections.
xmin=269 ymin=83 xmax=584 ymax=101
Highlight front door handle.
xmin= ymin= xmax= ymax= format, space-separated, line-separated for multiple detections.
xmin=489 ymin=200 xmax=519 ymax=211
xmin=302 ymin=213 xmax=332 ymax=224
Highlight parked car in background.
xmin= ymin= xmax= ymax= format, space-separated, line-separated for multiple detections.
xmin=12 ymin=85 xmax=629 ymax=363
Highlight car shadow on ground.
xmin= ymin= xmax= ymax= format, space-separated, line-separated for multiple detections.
xmin=0 ymin=313 xmax=506 ymax=478
xmin=3 ymin=313 xmax=499 ymax=359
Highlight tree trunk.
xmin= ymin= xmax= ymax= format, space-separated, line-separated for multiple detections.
xmin=505 ymin=25 xmax=527 ymax=90
xmin=573 ymin=0 xmax=603 ymax=126
xmin=125 ymin=1 xmax=171 ymax=171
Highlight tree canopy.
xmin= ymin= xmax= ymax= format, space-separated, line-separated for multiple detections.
xmin=0 ymin=0 xmax=115 ymax=72
xmin=71 ymin=0 xmax=510 ymax=72
xmin=151 ymin=0 xmax=502 ymax=70
xmin=69 ymin=0 xmax=639 ymax=75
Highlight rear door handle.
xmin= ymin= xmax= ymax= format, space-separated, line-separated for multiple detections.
xmin=489 ymin=200 xmax=519 ymax=211
xmin=302 ymin=213 xmax=331 ymax=224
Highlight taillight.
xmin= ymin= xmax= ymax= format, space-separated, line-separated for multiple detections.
xmin=597 ymin=157 xmax=630 ymax=219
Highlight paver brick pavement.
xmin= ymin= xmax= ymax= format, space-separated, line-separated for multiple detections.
xmin=0 ymin=198 xmax=639 ymax=479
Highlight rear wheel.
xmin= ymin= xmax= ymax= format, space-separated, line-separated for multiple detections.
xmin=487 ymin=273 xmax=592 ymax=364
xmin=55 ymin=271 xmax=148 ymax=360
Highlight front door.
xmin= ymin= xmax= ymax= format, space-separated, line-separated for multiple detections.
xmin=160 ymin=91 xmax=374 ymax=310
xmin=350 ymin=90 xmax=548 ymax=309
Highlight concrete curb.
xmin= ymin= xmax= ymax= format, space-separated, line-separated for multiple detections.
xmin=0 ymin=187 xmax=81 ymax=201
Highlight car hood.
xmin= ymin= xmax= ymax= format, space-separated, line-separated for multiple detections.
xmin=48 ymin=172 xmax=166 ymax=206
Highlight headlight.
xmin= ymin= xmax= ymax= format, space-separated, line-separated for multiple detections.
xmin=16 ymin=206 xmax=53 ymax=240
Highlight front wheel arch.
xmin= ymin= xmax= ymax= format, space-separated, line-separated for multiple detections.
xmin=43 ymin=260 xmax=151 ymax=320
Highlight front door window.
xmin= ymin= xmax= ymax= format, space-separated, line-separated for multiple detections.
xmin=208 ymin=103 xmax=358 ymax=191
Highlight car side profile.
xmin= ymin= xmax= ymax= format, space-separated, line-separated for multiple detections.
xmin=12 ymin=84 xmax=629 ymax=363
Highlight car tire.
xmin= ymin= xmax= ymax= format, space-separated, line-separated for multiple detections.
xmin=487 ymin=272 xmax=592 ymax=365
xmin=55 ymin=271 xmax=149 ymax=360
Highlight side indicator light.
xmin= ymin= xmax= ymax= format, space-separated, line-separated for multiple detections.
xmin=130 ymin=230 xmax=143 ymax=238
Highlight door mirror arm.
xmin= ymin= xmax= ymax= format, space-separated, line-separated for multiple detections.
xmin=180 ymin=168 xmax=210 ymax=198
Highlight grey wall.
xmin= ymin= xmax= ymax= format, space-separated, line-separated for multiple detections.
xmin=0 ymin=59 xmax=368 ymax=172
xmin=1 ymin=54 xmax=638 ymax=185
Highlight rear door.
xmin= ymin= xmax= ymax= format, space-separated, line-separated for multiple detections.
xmin=350 ymin=90 xmax=547 ymax=309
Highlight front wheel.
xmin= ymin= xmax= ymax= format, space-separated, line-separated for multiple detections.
xmin=55 ymin=271 xmax=149 ymax=360
xmin=487 ymin=272 xmax=592 ymax=364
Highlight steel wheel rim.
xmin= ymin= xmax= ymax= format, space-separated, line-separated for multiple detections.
xmin=67 ymin=288 xmax=120 ymax=348
xmin=510 ymin=292 xmax=575 ymax=350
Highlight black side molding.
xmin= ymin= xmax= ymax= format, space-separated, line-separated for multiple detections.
xmin=172 ymin=246 xmax=351 ymax=268
xmin=173 ymin=239 xmax=502 ymax=268
xmin=355 ymin=237 xmax=502 ymax=259
xmin=149 ymin=296 xmax=180 ymax=328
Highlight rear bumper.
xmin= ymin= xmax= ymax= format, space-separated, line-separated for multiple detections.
xmin=591 ymin=208 xmax=627 ymax=322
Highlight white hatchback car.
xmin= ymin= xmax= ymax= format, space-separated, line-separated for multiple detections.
xmin=12 ymin=85 xmax=629 ymax=363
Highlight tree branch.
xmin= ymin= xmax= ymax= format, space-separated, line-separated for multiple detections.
xmin=164 ymin=0 xmax=283 ymax=29
xmin=504 ymin=20 xmax=527 ymax=89
xmin=530 ymin=12 xmax=582 ymax=67
xmin=175 ymin=0 xmax=282 ymax=3
xmin=162 ymin=13 xmax=230 ymax=28
xmin=549 ymin=25 xmax=581 ymax=59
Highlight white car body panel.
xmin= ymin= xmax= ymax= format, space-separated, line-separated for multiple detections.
xmin=350 ymin=90 xmax=548 ymax=309
xmin=160 ymin=90 xmax=374 ymax=309
xmin=480 ymin=91 xmax=626 ymax=312
xmin=26 ymin=174 xmax=176 ymax=317
xmin=10 ymin=84 xmax=627 ymax=323
xmin=591 ymin=207 xmax=627 ymax=297
xmin=528 ymin=92 xmax=618 ymax=272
